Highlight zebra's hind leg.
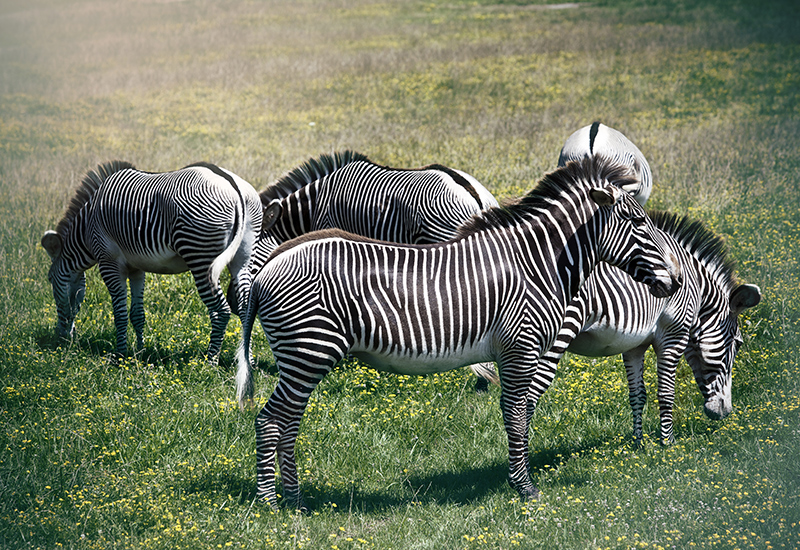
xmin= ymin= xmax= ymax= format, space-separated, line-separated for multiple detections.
xmin=255 ymin=348 xmax=340 ymax=510
xmin=128 ymin=270 xmax=146 ymax=352
xmin=188 ymin=264 xmax=231 ymax=362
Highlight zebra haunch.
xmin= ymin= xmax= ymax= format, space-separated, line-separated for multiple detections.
xmin=41 ymin=161 xmax=263 ymax=359
xmin=525 ymin=211 xmax=761 ymax=445
xmin=559 ymin=121 xmax=653 ymax=206
xmin=236 ymin=156 xmax=682 ymax=509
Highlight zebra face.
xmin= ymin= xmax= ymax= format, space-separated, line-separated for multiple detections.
xmin=592 ymin=188 xmax=682 ymax=299
xmin=47 ymin=264 xmax=86 ymax=340
xmin=686 ymin=284 xmax=761 ymax=420
xmin=42 ymin=231 xmax=86 ymax=340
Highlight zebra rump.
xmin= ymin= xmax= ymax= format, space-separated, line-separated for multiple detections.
xmin=558 ymin=122 xmax=653 ymax=206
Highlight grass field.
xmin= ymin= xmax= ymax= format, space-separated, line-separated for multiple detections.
xmin=1 ymin=0 xmax=799 ymax=548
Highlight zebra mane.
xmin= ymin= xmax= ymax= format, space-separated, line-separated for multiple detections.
xmin=456 ymin=156 xmax=637 ymax=237
xmin=56 ymin=160 xmax=135 ymax=236
xmin=260 ymin=151 xmax=370 ymax=203
xmin=648 ymin=210 xmax=737 ymax=292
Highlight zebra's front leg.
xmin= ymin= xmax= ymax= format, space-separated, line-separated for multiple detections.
xmin=128 ymin=270 xmax=146 ymax=351
xmin=499 ymin=360 xmax=539 ymax=500
xmin=98 ymin=261 xmax=130 ymax=357
xmin=622 ymin=347 xmax=648 ymax=445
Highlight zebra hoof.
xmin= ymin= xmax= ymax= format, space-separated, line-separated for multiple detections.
xmin=509 ymin=480 xmax=540 ymax=501
xmin=474 ymin=377 xmax=490 ymax=393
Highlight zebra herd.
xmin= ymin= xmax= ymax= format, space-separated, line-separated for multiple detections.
xmin=42 ymin=122 xmax=760 ymax=509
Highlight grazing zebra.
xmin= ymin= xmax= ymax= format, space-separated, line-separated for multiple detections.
xmin=242 ymin=150 xmax=499 ymax=295
xmin=236 ymin=156 xmax=682 ymax=508
xmin=558 ymin=122 xmax=653 ymax=206
xmin=524 ymin=211 xmax=761 ymax=444
xmin=41 ymin=161 xmax=263 ymax=359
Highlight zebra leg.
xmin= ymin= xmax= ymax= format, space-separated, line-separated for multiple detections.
xmin=499 ymin=359 xmax=539 ymax=500
xmin=98 ymin=261 xmax=130 ymax=356
xmin=654 ymin=348 xmax=682 ymax=446
xmin=622 ymin=346 xmax=649 ymax=445
xmin=128 ymin=269 xmax=146 ymax=351
xmin=188 ymin=265 xmax=231 ymax=361
xmin=255 ymin=343 xmax=342 ymax=509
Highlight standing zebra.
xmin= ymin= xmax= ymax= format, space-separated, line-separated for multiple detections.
xmin=41 ymin=161 xmax=263 ymax=359
xmin=243 ymin=150 xmax=499 ymax=294
xmin=231 ymin=150 xmax=501 ymax=386
xmin=525 ymin=211 xmax=761 ymax=444
xmin=558 ymin=122 xmax=653 ymax=206
xmin=236 ymin=156 xmax=682 ymax=508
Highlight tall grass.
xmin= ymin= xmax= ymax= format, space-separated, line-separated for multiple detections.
xmin=1 ymin=0 xmax=799 ymax=548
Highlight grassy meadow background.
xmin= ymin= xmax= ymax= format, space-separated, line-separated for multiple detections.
xmin=1 ymin=0 xmax=799 ymax=548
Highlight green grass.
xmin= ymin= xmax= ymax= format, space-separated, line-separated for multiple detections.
xmin=1 ymin=0 xmax=799 ymax=548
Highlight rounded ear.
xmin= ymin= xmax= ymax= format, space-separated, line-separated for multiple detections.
xmin=589 ymin=186 xmax=620 ymax=207
xmin=730 ymin=284 xmax=761 ymax=315
xmin=261 ymin=199 xmax=282 ymax=236
xmin=41 ymin=230 xmax=63 ymax=260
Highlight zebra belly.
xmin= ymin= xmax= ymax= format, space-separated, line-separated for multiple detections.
xmin=350 ymin=340 xmax=493 ymax=376
xmin=567 ymin=322 xmax=653 ymax=357
xmin=120 ymin=250 xmax=189 ymax=274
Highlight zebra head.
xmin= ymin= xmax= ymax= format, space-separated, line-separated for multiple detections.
xmin=590 ymin=183 xmax=682 ymax=299
xmin=685 ymin=283 xmax=761 ymax=420
xmin=41 ymin=230 xmax=86 ymax=341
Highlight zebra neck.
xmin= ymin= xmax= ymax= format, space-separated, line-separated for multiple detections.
xmin=65 ymin=209 xmax=98 ymax=271
xmin=271 ymin=179 xmax=320 ymax=244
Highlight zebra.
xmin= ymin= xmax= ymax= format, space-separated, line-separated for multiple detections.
xmin=235 ymin=156 xmax=682 ymax=508
xmin=241 ymin=150 xmax=499 ymax=298
xmin=41 ymin=160 xmax=263 ymax=360
xmin=524 ymin=210 xmax=761 ymax=445
xmin=231 ymin=150 xmax=502 ymax=386
xmin=558 ymin=122 xmax=653 ymax=206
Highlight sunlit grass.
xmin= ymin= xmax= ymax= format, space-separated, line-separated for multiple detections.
xmin=1 ymin=0 xmax=799 ymax=548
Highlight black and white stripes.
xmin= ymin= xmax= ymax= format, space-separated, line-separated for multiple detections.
xmin=41 ymin=161 xmax=262 ymax=359
xmin=525 ymin=211 xmax=761 ymax=445
xmin=236 ymin=156 xmax=682 ymax=508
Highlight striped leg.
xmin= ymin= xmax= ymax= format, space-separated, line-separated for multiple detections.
xmin=128 ymin=269 xmax=146 ymax=351
xmin=654 ymin=348 xmax=683 ymax=446
xmin=622 ymin=346 xmax=648 ymax=444
xmin=98 ymin=261 xmax=130 ymax=356
xmin=499 ymin=357 xmax=539 ymax=500
xmin=256 ymin=338 xmax=343 ymax=509
xmin=187 ymin=263 xmax=231 ymax=361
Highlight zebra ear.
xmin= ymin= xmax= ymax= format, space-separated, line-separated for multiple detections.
xmin=261 ymin=199 xmax=282 ymax=236
xmin=41 ymin=230 xmax=63 ymax=260
xmin=589 ymin=186 xmax=620 ymax=207
xmin=730 ymin=284 xmax=761 ymax=316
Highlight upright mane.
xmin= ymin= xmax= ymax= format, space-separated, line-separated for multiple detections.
xmin=260 ymin=151 xmax=369 ymax=203
xmin=648 ymin=210 xmax=736 ymax=292
xmin=456 ymin=156 xmax=637 ymax=238
xmin=56 ymin=160 xmax=135 ymax=236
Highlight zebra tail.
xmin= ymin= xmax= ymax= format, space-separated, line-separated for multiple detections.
xmin=235 ymin=283 xmax=258 ymax=411
xmin=469 ymin=362 xmax=500 ymax=386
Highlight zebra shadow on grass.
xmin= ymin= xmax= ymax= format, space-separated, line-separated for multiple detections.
xmin=180 ymin=438 xmax=614 ymax=513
